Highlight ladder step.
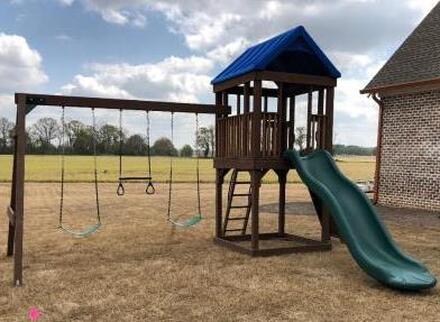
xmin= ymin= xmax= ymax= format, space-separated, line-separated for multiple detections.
xmin=230 ymin=205 xmax=250 ymax=209
xmin=227 ymin=217 xmax=247 ymax=221
xmin=225 ymin=229 xmax=244 ymax=232
xmin=235 ymin=182 xmax=251 ymax=184
xmin=233 ymin=193 xmax=251 ymax=197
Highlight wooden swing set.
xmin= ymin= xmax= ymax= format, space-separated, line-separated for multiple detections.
xmin=6 ymin=93 xmax=229 ymax=286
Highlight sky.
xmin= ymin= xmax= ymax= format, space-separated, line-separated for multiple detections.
xmin=0 ymin=0 xmax=437 ymax=148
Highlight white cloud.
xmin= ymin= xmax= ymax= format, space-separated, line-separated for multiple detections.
xmin=61 ymin=55 xmax=213 ymax=103
xmin=207 ymin=38 xmax=249 ymax=65
xmin=0 ymin=94 xmax=15 ymax=120
xmin=56 ymin=0 xmax=75 ymax=6
xmin=0 ymin=33 xmax=48 ymax=93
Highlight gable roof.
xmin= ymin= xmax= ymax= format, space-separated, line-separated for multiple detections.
xmin=362 ymin=2 xmax=440 ymax=93
xmin=211 ymin=25 xmax=341 ymax=85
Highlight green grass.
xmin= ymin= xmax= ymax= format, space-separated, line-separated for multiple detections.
xmin=0 ymin=155 xmax=375 ymax=183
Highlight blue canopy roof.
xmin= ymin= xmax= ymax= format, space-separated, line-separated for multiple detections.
xmin=211 ymin=26 xmax=341 ymax=85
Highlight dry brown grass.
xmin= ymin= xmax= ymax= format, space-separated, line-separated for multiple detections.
xmin=0 ymin=182 xmax=439 ymax=321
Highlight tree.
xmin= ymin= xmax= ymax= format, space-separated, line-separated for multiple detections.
xmin=125 ymin=134 xmax=147 ymax=155
xmin=295 ymin=127 xmax=306 ymax=152
xmin=98 ymin=124 xmax=120 ymax=154
xmin=64 ymin=120 xmax=86 ymax=147
xmin=180 ymin=144 xmax=193 ymax=157
xmin=0 ymin=117 xmax=14 ymax=153
xmin=72 ymin=127 xmax=94 ymax=155
xmin=197 ymin=126 xmax=214 ymax=158
xmin=152 ymin=137 xmax=177 ymax=156
xmin=30 ymin=117 xmax=60 ymax=153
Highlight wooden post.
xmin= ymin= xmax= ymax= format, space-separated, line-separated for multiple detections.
xmin=321 ymin=208 xmax=331 ymax=242
xmin=251 ymin=170 xmax=262 ymax=251
xmin=243 ymin=82 xmax=250 ymax=114
xmin=252 ymin=80 xmax=262 ymax=157
xmin=7 ymin=122 xmax=18 ymax=256
xmin=317 ymin=89 xmax=324 ymax=149
xmin=215 ymin=169 xmax=224 ymax=238
xmin=277 ymin=170 xmax=287 ymax=235
xmin=288 ymin=96 xmax=295 ymax=149
xmin=264 ymin=96 xmax=268 ymax=113
xmin=277 ymin=83 xmax=287 ymax=155
xmin=306 ymin=89 xmax=313 ymax=151
xmin=236 ymin=94 xmax=241 ymax=115
xmin=325 ymin=87 xmax=334 ymax=154
xmin=12 ymin=100 xmax=27 ymax=286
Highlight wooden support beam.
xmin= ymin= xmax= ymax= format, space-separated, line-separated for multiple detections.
xmin=276 ymin=170 xmax=288 ymax=235
xmin=306 ymin=89 xmax=313 ymax=151
xmin=317 ymin=89 xmax=324 ymax=149
xmin=288 ymin=96 xmax=296 ymax=149
xmin=250 ymin=170 xmax=262 ymax=251
xmin=13 ymin=100 xmax=26 ymax=286
xmin=256 ymin=71 xmax=337 ymax=87
xmin=15 ymin=93 xmax=230 ymax=115
xmin=277 ymin=83 xmax=287 ymax=155
xmin=252 ymin=80 xmax=262 ymax=156
xmin=7 ymin=133 xmax=18 ymax=257
xmin=215 ymin=169 xmax=229 ymax=238
xmin=243 ymin=82 xmax=250 ymax=114
xmin=325 ymin=87 xmax=335 ymax=153
xmin=213 ymin=72 xmax=256 ymax=93
xmin=236 ymin=94 xmax=241 ymax=115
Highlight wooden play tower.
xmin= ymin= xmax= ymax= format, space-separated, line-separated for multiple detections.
xmin=212 ymin=26 xmax=341 ymax=256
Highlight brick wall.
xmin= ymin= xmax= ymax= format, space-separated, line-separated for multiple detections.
xmin=379 ymin=90 xmax=440 ymax=211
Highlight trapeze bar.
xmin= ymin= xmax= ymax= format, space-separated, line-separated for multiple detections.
xmin=118 ymin=176 xmax=153 ymax=181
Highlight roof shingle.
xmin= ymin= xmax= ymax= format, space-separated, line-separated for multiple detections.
xmin=363 ymin=2 xmax=440 ymax=92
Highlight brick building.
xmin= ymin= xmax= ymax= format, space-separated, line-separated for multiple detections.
xmin=361 ymin=3 xmax=440 ymax=211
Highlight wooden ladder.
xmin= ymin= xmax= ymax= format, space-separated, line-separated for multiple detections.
xmin=222 ymin=169 xmax=252 ymax=236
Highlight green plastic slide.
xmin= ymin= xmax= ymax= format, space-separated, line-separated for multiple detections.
xmin=284 ymin=149 xmax=436 ymax=291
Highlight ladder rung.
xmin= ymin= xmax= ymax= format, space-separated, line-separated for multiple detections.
xmin=225 ymin=229 xmax=244 ymax=232
xmin=230 ymin=205 xmax=250 ymax=209
xmin=227 ymin=217 xmax=247 ymax=221
xmin=233 ymin=193 xmax=251 ymax=197
xmin=235 ymin=182 xmax=251 ymax=184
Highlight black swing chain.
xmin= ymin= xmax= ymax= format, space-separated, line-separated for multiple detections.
xmin=59 ymin=107 xmax=101 ymax=226
xmin=166 ymin=112 xmax=174 ymax=221
xmin=58 ymin=106 xmax=66 ymax=227
xmin=166 ymin=112 xmax=202 ymax=222
xmin=92 ymin=108 xmax=101 ymax=222
xmin=145 ymin=110 xmax=155 ymax=194
xmin=117 ymin=109 xmax=125 ymax=196
xmin=195 ymin=113 xmax=202 ymax=216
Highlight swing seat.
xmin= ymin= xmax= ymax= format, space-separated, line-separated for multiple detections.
xmin=168 ymin=214 xmax=202 ymax=228
xmin=59 ymin=222 xmax=102 ymax=238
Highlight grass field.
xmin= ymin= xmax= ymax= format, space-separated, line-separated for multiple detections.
xmin=0 ymin=155 xmax=375 ymax=183
xmin=0 ymin=182 xmax=439 ymax=321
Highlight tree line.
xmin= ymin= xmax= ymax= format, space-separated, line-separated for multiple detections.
xmin=0 ymin=117 xmax=375 ymax=156
xmin=0 ymin=117 xmax=215 ymax=157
